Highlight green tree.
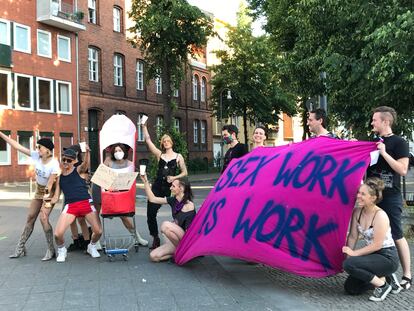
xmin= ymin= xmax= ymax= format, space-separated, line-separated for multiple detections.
xmin=129 ymin=0 xmax=214 ymax=130
xmin=210 ymin=4 xmax=295 ymax=145
xmin=249 ymin=0 xmax=414 ymax=139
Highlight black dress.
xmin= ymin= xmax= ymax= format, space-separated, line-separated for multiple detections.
xmin=146 ymin=155 xmax=179 ymax=236
xmin=167 ymin=197 xmax=196 ymax=231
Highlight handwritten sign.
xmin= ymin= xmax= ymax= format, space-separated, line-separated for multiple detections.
xmin=175 ymin=137 xmax=377 ymax=278
xmin=91 ymin=164 xmax=138 ymax=191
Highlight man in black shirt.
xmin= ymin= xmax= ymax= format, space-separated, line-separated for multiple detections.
xmin=367 ymin=106 xmax=411 ymax=290
xmin=221 ymin=124 xmax=248 ymax=174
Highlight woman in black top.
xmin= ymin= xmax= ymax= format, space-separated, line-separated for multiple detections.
xmin=140 ymin=174 xmax=195 ymax=262
xmin=142 ymin=123 xmax=188 ymax=249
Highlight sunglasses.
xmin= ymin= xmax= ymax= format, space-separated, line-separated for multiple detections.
xmin=36 ymin=145 xmax=41 ymax=149
xmin=62 ymin=158 xmax=74 ymax=163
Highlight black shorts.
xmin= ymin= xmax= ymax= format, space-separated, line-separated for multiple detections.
xmin=378 ymin=193 xmax=403 ymax=240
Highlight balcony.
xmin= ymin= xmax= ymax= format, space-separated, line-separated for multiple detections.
xmin=37 ymin=0 xmax=86 ymax=32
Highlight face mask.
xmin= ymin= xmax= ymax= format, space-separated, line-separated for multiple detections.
xmin=223 ymin=136 xmax=233 ymax=145
xmin=114 ymin=151 xmax=124 ymax=160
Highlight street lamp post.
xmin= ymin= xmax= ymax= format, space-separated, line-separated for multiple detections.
xmin=219 ymin=88 xmax=232 ymax=170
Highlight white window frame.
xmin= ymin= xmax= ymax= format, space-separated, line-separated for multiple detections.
xmin=113 ymin=7 xmax=121 ymax=32
xmin=137 ymin=114 xmax=145 ymax=142
xmin=88 ymin=0 xmax=97 ymax=24
xmin=192 ymin=75 xmax=198 ymax=100
xmin=13 ymin=23 xmax=31 ymax=54
xmin=14 ymin=73 xmax=34 ymax=111
xmin=0 ymin=131 xmax=11 ymax=165
xmin=201 ymin=120 xmax=206 ymax=144
xmin=88 ymin=47 xmax=99 ymax=82
xmin=37 ymin=29 xmax=52 ymax=58
xmin=156 ymin=115 xmax=164 ymax=132
xmin=0 ymin=18 xmax=11 ymax=46
xmin=56 ymin=80 xmax=72 ymax=114
xmin=193 ymin=120 xmax=199 ymax=143
xmin=201 ymin=78 xmax=206 ymax=102
xmin=36 ymin=77 xmax=54 ymax=113
xmin=113 ymin=54 xmax=123 ymax=86
xmin=155 ymin=76 xmax=162 ymax=94
xmin=174 ymin=118 xmax=180 ymax=132
xmin=136 ymin=60 xmax=144 ymax=90
xmin=17 ymin=134 xmax=33 ymax=165
xmin=57 ymin=35 xmax=71 ymax=62
xmin=0 ymin=70 xmax=12 ymax=109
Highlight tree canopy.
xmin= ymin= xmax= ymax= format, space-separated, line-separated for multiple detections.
xmin=210 ymin=4 xmax=295 ymax=145
xmin=248 ymin=0 xmax=414 ymax=139
xmin=129 ymin=0 xmax=214 ymax=129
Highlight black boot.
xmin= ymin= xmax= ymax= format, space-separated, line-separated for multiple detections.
xmin=149 ymin=236 xmax=160 ymax=250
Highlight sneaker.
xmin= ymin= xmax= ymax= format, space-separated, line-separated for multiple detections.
xmin=67 ymin=239 xmax=80 ymax=252
xmin=387 ymin=273 xmax=402 ymax=294
xmin=369 ymin=283 xmax=392 ymax=302
xmin=87 ymin=243 xmax=101 ymax=258
xmin=95 ymin=240 xmax=102 ymax=251
xmin=56 ymin=247 xmax=67 ymax=263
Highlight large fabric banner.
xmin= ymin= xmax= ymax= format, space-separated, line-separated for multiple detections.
xmin=175 ymin=137 xmax=377 ymax=277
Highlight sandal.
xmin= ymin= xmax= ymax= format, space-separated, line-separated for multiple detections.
xmin=400 ymin=276 xmax=412 ymax=290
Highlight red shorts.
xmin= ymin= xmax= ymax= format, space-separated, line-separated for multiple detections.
xmin=62 ymin=199 xmax=96 ymax=217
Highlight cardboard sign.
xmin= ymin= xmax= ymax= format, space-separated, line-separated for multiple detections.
xmin=91 ymin=164 xmax=138 ymax=191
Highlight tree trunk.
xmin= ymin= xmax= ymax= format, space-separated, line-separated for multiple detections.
xmin=243 ymin=104 xmax=248 ymax=147
xmin=162 ymin=61 xmax=173 ymax=131
xmin=301 ymin=99 xmax=309 ymax=141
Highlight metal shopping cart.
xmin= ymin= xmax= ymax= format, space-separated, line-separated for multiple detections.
xmin=98 ymin=114 xmax=140 ymax=261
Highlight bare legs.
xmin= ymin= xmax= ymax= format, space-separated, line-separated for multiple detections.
xmin=149 ymin=221 xmax=184 ymax=262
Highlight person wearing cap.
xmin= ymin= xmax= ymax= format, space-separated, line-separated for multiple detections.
xmin=0 ymin=132 xmax=60 ymax=260
xmin=52 ymin=146 xmax=102 ymax=262
xmin=63 ymin=144 xmax=93 ymax=252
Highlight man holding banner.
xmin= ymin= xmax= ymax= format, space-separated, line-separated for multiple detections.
xmin=221 ymin=125 xmax=248 ymax=173
xmin=367 ymin=106 xmax=411 ymax=291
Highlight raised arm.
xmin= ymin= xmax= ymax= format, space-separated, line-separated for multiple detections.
xmin=0 ymin=131 xmax=31 ymax=156
xmin=78 ymin=145 xmax=90 ymax=174
xmin=142 ymin=124 xmax=162 ymax=160
xmin=140 ymin=174 xmax=167 ymax=205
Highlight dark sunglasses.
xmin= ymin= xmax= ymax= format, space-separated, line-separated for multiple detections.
xmin=62 ymin=158 xmax=74 ymax=163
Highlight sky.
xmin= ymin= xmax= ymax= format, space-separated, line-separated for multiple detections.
xmin=187 ymin=0 xmax=242 ymax=25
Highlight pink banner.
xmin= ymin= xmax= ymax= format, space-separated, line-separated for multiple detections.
xmin=175 ymin=137 xmax=377 ymax=277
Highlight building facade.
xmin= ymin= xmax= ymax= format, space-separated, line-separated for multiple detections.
xmin=77 ymin=0 xmax=213 ymax=171
xmin=0 ymin=0 xmax=84 ymax=182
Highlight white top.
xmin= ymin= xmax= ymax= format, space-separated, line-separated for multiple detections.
xmin=31 ymin=151 xmax=60 ymax=186
xmin=357 ymin=224 xmax=395 ymax=249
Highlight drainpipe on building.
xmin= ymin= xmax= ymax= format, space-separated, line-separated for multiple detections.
xmin=75 ymin=33 xmax=80 ymax=141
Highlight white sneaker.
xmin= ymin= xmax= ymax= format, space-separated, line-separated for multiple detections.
xmin=56 ymin=247 xmax=67 ymax=263
xmin=87 ymin=243 xmax=101 ymax=258
xmin=95 ymin=240 xmax=102 ymax=251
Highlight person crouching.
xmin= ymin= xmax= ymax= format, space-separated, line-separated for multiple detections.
xmin=51 ymin=147 xmax=102 ymax=262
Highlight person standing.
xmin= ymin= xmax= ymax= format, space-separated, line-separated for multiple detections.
xmin=367 ymin=106 xmax=411 ymax=290
xmin=221 ymin=124 xmax=248 ymax=173
xmin=252 ymin=126 xmax=267 ymax=149
xmin=142 ymin=123 xmax=188 ymax=250
xmin=307 ymin=108 xmax=337 ymax=138
xmin=0 ymin=132 xmax=60 ymax=261
xmin=52 ymin=148 xmax=102 ymax=262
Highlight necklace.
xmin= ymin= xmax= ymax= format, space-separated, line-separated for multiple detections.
xmin=382 ymin=132 xmax=393 ymax=137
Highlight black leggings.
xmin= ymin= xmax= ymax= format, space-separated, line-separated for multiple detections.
xmin=343 ymin=247 xmax=399 ymax=295
xmin=147 ymin=184 xmax=170 ymax=237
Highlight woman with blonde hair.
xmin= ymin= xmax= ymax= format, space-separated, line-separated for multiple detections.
xmin=0 ymin=132 xmax=60 ymax=260
xmin=142 ymin=123 xmax=188 ymax=249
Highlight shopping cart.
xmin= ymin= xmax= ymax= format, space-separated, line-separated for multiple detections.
xmin=98 ymin=114 xmax=140 ymax=261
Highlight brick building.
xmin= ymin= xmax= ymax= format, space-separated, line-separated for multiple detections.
xmin=0 ymin=0 xmax=84 ymax=182
xmin=77 ymin=0 xmax=213 ymax=171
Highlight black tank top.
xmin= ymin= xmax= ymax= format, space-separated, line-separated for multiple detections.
xmin=155 ymin=154 xmax=178 ymax=187
xmin=59 ymin=169 xmax=90 ymax=205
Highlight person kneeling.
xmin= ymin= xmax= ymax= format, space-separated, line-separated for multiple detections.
xmin=342 ymin=178 xmax=400 ymax=301
xmin=140 ymin=174 xmax=195 ymax=262
xmin=51 ymin=148 xmax=102 ymax=263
